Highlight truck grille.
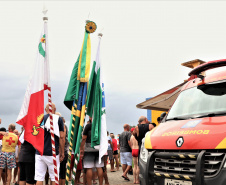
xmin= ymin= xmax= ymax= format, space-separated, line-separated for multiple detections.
xmin=153 ymin=149 xmax=226 ymax=178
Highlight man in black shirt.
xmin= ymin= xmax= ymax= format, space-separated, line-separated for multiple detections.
xmin=19 ymin=138 xmax=36 ymax=185
xmin=133 ymin=116 xmax=156 ymax=151
xmin=119 ymin=124 xmax=132 ymax=181
xmin=80 ymin=119 xmax=104 ymax=185
xmin=35 ymin=104 xmax=65 ymax=185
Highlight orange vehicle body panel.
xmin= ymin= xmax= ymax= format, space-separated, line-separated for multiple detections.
xmin=149 ymin=117 xmax=226 ymax=150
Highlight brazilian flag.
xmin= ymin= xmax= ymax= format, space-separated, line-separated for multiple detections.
xmin=64 ymin=21 xmax=96 ymax=185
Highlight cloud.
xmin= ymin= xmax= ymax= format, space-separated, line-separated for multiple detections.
xmin=2 ymin=0 xmax=226 ymax=136
xmin=105 ymin=92 xmax=147 ymax=134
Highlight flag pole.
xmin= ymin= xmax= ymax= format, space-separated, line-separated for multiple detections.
xmin=43 ymin=8 xmax=59 ymax=185
xmin=71 ymin=93 xmax=87 ymax=185
xmin=65 ymin=101 xmax=77 ymax=185
xmin=47 ymin=89 xmax=59 ymax=185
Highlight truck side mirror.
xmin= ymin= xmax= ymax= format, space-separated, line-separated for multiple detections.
xmin=160 ymin=112 xmax=167 ymax=123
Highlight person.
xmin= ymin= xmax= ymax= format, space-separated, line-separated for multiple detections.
xmin=133 ymin=116 xmax=156 ymax=152
xmin=0 ymin=118 xmax=1 ymax=124
xmin=0 ymin=127 xmax=7 ymax=185
xmin=35 ymin=103 xmax=65 ymax=185
xmin=107 ymin=132 xmax=115 ymax=172
xmin=13 ymin=130 xmax=20 ymax=185
xmin=157 ymin=112 xmax=166 ymax=125
xmin=110 ymin=134 xmax=119 ymax=171
xmin=0 ymin=127 xmax=6 ymax=153
xmin=45 ymin=170 xmax=49 ymax=185
xmin=69 ymin=150 xmax=75 ymax=181
xmin=55 ymin=113 xmax=69 ymax=185
xmin=160 ymin=112 xmax=167 ymax=122
xmin=74 ymin=155 xmax=83 ymax=185
xmin=0 ymin=124 xmax=21 ymax=185
xmin=130 ymin=128 xmax=139 ymax=184
xmin=74 ymin=123 xmax=84 ymax=185
xmin=92 ymin=168 xmax=98 ymax=184
xmin=18 ymin=129 xmax=36 ymax=185
xmin=80 ymin=118 xmax=104 ymax=185
xmin=102 ymin=131 xmax=110 ymax=185
xmin=74 ymin=120 xmax=93 ymax=185
xmin=157 ymin=117 xmax=161 ymax=124
xmin=116 ymin=134 xmax=121 ymax=167
xmin=102 ymin=152 xmax=109 ymax=185
xmin=21 ymin=127 xmax=24 ymax=133
xmin=119 ymin=124 xmax=132 ymax=181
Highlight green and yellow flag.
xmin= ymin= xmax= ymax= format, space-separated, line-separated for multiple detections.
xmin=64 ymin=21 xmax=97 ymax=185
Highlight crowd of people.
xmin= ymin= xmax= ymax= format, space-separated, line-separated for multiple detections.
xmin=0 ymin=105 xmax=161 ymax=185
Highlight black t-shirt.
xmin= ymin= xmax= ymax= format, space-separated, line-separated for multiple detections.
xmin=83 ymin=123 xmax=98 ymax=152
xmin=135 ymin=123 xmax=150 ymax=150
xmin=36 ymin=114 xmax=64 ymax=156
xmin=19 ymin=140 xmax=36 ymax=162
xmin=119 ymin=131 xmax=132 ymax=153
xmin=83 ymin=123 xmax=91 ymax=143
xmin=64 ymin=124 xmax=69 ymax=155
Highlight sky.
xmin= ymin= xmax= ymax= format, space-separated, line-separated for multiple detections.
xmin=1 ymin=1 xmax=226 ymax=135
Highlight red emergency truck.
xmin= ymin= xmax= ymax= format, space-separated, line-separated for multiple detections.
xmin=139 ymin=59 xmax=226 ymax=185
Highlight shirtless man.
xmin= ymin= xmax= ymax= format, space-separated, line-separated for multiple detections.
xmin=130 ymin=128 xmax=139 ymax=184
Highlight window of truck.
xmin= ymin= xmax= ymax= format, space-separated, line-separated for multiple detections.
xmin=166 ymin=80 xmax=226 ymax=120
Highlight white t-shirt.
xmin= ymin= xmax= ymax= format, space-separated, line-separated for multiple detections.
xmin=0 ymin=140 xmax=2 ymax=153
xmin=108 ymin=136 xmax=112 ymax=150
xmin=15 ymin=145 xmax=19 ymax=158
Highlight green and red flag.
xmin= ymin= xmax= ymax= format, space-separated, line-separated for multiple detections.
xmin=16 ymin=22 xmax=50 ymax=155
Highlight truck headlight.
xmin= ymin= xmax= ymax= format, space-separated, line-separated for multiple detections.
xmin=140 ymin=138 xmax=149 ymax=163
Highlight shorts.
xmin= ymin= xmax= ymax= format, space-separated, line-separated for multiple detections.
xmin=120 ymin=152 xmax=132 ymax=166
xmin=132 ymin=149 xmax=139 ymax=157
xmin=70 ymin=154 xmax=74 ymax=170
xmin=0 ymin=152 xmax=16 ymax=169
xmin=19 ymin=162 xmax=36 ymax=184
xmin=77 ymin=159 xmax=83 ymax=171
xmin=113 ymin=150 xmax=118 ymax=155
xmin=35 ymin=154 xmax=60 ymax=181
xmin=107 ymin=150 xmax=113 ymax=160
xmin=83 ymin=152 xmax=104 ymax=169
xmin=59 ymin=155 xmax=68 ymax=179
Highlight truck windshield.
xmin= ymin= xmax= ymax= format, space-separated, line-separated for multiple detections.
xmin=166 ymin=81 xmax=226 ymax=120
